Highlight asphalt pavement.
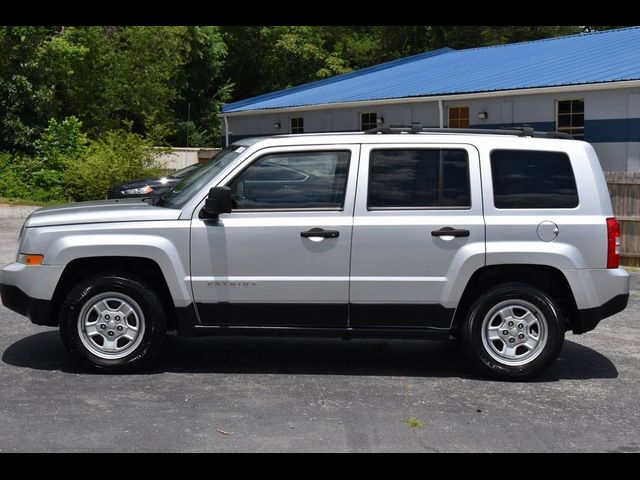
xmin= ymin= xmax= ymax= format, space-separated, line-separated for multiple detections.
xmin=1 ymin=206 xmax=639 ymax=452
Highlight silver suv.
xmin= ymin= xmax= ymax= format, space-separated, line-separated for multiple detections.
xmin=0 ymin=126 xmax=630 ymax=379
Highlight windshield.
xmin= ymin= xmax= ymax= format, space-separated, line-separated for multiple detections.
xmin=170 ymin=162 xmax=202 ymax=179
xmin=159 ymin=145 xmax=246 ymax=209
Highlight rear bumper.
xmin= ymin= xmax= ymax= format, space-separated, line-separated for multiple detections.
xmin=0 ymin=283 xmax=54 ymax=326
xmin=563 ymin=267 xmax=629 ymax=334
xmin=574 ymin=293 xmax=629 ymax=334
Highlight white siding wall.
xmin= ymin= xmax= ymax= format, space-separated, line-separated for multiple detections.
xmin=154 ymin=148 xmax=200 ymax=171
xmin=590 ymin=143 xmax=630 ymax=172
xmin=227 ymin=86 xmax=640 ymax=171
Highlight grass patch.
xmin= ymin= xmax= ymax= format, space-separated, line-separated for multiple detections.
xmin=624 ymin=265 xmax=640 ymax=273
xmin=403 ymin=417 xmax=424 ymax=429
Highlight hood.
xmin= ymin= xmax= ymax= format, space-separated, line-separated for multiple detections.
xmin=25 ymin=199 xmax=182 ymax=228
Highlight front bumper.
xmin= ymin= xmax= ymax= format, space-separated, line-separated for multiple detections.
xmin=0 ymin=283 xmax=54 ymax=326
xmin=0 ymin=262 xmax=65 ymax=326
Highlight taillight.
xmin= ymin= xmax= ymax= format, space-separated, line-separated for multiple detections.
xmin=606 ymin=217 xmax=621 ymax=269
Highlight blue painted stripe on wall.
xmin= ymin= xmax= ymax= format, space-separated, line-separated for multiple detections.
xmin=585 ymin=118 xmax=640 ymax=143
xmin=469 ymin=122 xmax=556 ymax=132
xmin=474 ymin=119 xmax=640 ymax=143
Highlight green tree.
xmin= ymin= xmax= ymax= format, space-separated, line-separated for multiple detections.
xmin=101 ymin=26 xmax=190 ymax=137
xmin=221 ymin=26 xmax=350 ymax=101
xmin=0 ymin=26 xmax=59 ymax=152
xmin=479 ymin=26 xmax=581 ymax=45
xmin=171 ymin=26 xmax=231 ymax=147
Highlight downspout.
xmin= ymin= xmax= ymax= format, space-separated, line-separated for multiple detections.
xmin=223 ymin=115 xmax=230 ymax=147
xmin=438 ymin=100 xmax=444 ymax=128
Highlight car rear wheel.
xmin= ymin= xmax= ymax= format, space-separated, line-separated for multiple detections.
xmin=461 ymin=283 xmax=565 ymax=380
xmin=59 ymin=275 xmax=166 ymax=373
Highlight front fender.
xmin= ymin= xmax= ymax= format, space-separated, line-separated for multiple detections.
xmin=25 ymin=221 xmax=193 ymax=307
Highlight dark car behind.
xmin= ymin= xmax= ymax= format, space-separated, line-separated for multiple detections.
xmin=106 ymin=163 xmax=202 ymax=199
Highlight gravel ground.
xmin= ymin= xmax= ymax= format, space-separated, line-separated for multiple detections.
xmin=0 ymin=204 xmax=41 ymax=219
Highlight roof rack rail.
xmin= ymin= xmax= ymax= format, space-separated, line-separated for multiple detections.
xmin=365 ymin=122 xmax=572 ymax=139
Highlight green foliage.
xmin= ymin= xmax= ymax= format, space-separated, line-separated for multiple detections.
xmin=170 ymin=26 xmax=229 ymax=147
xmin=0 ymin=154 xmax=64 ymax=201
xmin=0 ymin=26 xmax=195 ymax=150
xmin=174 ymin=121 xmax=216 ymax=148
xmin=102 ymin=27 xmax=190 ymax=136
xmin=65 ymin=128 xmax=164 ymax=201
xmin=36 ymin=116 xmax=88 ymax=167
xmin=0 ymin=116 xmax=89 ymax=201
xmin=0 ymin=153 xmax=26 ymax=199
xmin=221 ymin=26 xmax=350 ymax=101
xmin=0 ymin=26 xmax=58 ymax=152
xmin=0 ymin=118 xmax=162 ymax=203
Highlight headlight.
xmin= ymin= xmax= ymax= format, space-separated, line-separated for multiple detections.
xmin=16 ymin=218 xmax=28 ymax=262
xmin=122 ymin=186 xmax=154 ymax=195
xmin=17 ymin=223 xmax=26 ymax=250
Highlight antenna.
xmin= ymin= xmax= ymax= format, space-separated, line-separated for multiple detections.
xmin=186 ymin=103 xmax=191 ymax=148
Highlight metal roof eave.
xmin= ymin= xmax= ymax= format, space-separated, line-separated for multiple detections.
xmin=219 ymin=79 xmax=640 ymax=118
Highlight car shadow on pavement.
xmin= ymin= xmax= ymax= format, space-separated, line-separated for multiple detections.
xmin=2 ymin=331 xmax=618 ymax=381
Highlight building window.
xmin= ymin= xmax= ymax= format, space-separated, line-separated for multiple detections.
xmin=360 ymin=112 xmax=378 ymax=131
xmin=557 ymin=100 xmax=584 ymax=139
xmin=448 ymin=106 xmax=469 ymax=128
xmin=290 ymin=117 xmax=304 ymax=134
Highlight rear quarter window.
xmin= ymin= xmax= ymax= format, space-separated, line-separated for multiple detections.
xmin=490 ymin=149 xmax=579 ymax=209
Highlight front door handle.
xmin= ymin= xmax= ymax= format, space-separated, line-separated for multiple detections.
xmin=431 ymin=227 xmax=470 ymax=238
xmin=301 ymin=228 xmax=340 ymax=239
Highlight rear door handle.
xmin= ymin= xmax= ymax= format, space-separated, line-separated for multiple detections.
xmin=431 ymin=227 xmax=470 ymax=238
xmin=301 ymin=228 xmax=340 ymax=239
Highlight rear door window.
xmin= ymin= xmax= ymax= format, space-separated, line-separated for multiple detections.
xmin=367 ymin=149 xmax=470 ymax=209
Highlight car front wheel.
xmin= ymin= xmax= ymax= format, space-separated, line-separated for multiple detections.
xmin=59 ymin=275 xmax=166 ymax=373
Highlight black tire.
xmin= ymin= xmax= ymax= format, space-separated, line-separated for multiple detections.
xmin=460 ymin=283 xmax=565 ymax=380
xmin=59 ymin=274 xmax=166 ymax=373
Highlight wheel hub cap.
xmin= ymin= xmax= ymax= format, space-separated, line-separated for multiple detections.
xmin=77 ymin=292 xmax=146 ymax=360
xmin=481 ymin=299 xmax=548 ymax=367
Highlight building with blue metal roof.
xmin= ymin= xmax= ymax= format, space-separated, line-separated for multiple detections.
xmin=221 ymin=27 xmax=640 ymax=171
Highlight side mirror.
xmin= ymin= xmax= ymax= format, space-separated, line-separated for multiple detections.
xmin=199 ymin=186 xmax=233 ymax=219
